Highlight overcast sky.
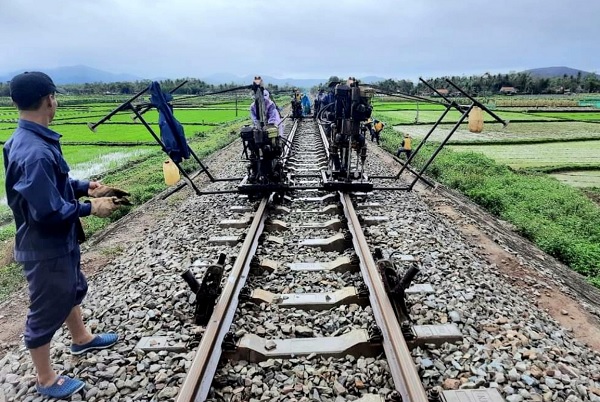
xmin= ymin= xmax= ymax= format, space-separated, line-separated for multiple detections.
xmin=0 ymin=0 xmax=598 ymax=81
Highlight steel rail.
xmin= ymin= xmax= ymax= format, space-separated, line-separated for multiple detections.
xmin=315 ymin=122 xmax=428 ymax=401
xmin=177 ymin=121 xmax=300 ymax=402
xmin=339 ymin=194 xmax=429 ymax=402
xmin=281 ymin=119 xmax=300 ymax=163
xmin=176 ymin=197 xmax=268 ymax=402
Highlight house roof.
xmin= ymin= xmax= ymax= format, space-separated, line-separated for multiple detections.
xmin=500 ymin=86 xmax=517 ymax=92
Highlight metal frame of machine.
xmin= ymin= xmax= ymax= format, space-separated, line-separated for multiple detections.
xmin=88 ymin=78 xmax=508 ymax=199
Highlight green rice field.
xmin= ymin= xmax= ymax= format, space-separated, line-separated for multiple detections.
xmin=376 ymin=109 xmax=556 ymax=125
xmin=0 ymin=123 xmax=216 ymax=143
xmin=0 ymin=105 xmax=250 ymax=143
xmin=378 ymin=101 xmax=600 ymax=190
xmin=447 ymin=140 xmax=600 ymax=169
xmin=392 ymin=121 xmax=600 ymax=143
xmin=527 ymin=112 xmax=600 ymax=122
xmin=549 ymin=170 xmax=600 ymax=188
xmin=378 ymin=97 xmax=600 ymax=288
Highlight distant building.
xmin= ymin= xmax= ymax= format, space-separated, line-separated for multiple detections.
xmin=432 ymin=88 xmax=449 ymax=97
xmin=499 ymin=86 xmax=517 ymax=95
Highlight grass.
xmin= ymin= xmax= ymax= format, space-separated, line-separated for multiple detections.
xmin=99 ymin=245 xmax=125 ymax=257
xmin=0 ymin=146 xmax=156 ymax=244
xmin=0 ymin=263 xmax=23 ymax=300
xmin=379 ymin=126 xmax=600 ymax=288
xmin=0 ymin=110 xmax=247 ymax=143
xmin=583 ymin=188 xmax=600 ymax=207
xmin=448 ymin=140 xmax=600 ymax=169
xmin=50 ymin=108 xmax=250 ymax=124
xmin=388 ymin=114 xmax=600 ymax=190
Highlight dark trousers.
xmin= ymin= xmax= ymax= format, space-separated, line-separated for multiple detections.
xmin=371 ymin=130 xmax=380 ymax=144
xmin=397 ymin=149 xmax=412 ymax=159
xmin=22 ymin=247 xmax=87 ymax=349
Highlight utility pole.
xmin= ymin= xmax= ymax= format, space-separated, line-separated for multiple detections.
xmin=415 ymin=101 xmax=419 ymax=124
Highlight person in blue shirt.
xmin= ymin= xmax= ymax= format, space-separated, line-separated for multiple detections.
xmin=3 ymin=72 xmax=129 ymax=399
xmin=313 ymin=88 xmax=324 ymax=119
xmin=321 ymin=76 xmax=341 ymax=107
xmin=301 ymin=93 xmax=311 ymax=116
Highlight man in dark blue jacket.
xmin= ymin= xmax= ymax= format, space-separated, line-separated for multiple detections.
xmin=3 ymin=72 xmax=128 ymax=399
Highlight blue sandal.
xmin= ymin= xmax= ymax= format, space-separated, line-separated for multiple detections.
xmin=36 ymin=375 xmax=85 ymax=398
xmin=71 ymin=333 xmax=119 ymax=355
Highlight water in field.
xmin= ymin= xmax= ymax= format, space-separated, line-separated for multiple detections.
xmin=68 ymin=149 xmax=150 ymax=179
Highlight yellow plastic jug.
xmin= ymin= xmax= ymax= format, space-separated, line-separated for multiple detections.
xmin=468 ymin=106 xmax=484 ymax=133
xmin=163 ymin=159 xmax=180 ymax=186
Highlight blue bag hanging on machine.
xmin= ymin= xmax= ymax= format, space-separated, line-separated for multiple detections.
xmin=301 ymin=94 xmax=311 ymax=115
xmin=149 ymin=81 xmax=191 ymax=163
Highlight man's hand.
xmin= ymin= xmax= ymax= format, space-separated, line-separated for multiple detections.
xmin=266 ymin=125 xmax=278 ymax=138
xmin=89 ymin=181 xmax=102 ymax=192
xmin=89 ymin=197 xmax=121 ymax=218
xmin=88 ymin=183 xmax=130 ymax=198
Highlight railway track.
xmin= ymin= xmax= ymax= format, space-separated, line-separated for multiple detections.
xmin=175 ymin=119 xmax=502 ymax=402
xmin=2 ymin=91 xmax=600 ymax=402
xmin=2 ymin=114 xmax=598 ymax=402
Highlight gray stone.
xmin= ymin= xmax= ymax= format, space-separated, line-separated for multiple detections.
xmin=420 ymin=358 xmax=434 ymax=369
xmin=158 ymin=387 xmax=179 ymax=399
xmin=449 ymin=311 xmax=462 ymax=323
xmin=295 ymin=326 xmax=314 ymax=337
xmin=521 ymin=375 xmax=537 ymax=386
xmin=545 ymin=377 xmax=558 ymax=389
xmin=515 ymin=362 xmax=527 ymax=372
xmin=85 ymin=387 xmax=100 ymax=399
xmin=149 ymin=364 xmax=161 ymax=373
xmin=333 ymin=382 xmax=346 ymax=395
xmin=4 ymin=374 xmax=19 ymax=385
xmin=105 ymin=383 xmax=118 ymax=397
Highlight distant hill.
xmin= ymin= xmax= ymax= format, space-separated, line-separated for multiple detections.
xmin=0 ymin=66 xmax=385 ymax=88
xmin=523 ymin=66 xmax=597 ymax=78
xmin=0 ymin=65 xmax=143 ymax=84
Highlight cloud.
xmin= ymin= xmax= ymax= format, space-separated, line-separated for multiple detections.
xmin=0 ymin=0 xmax=598 ymax=80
